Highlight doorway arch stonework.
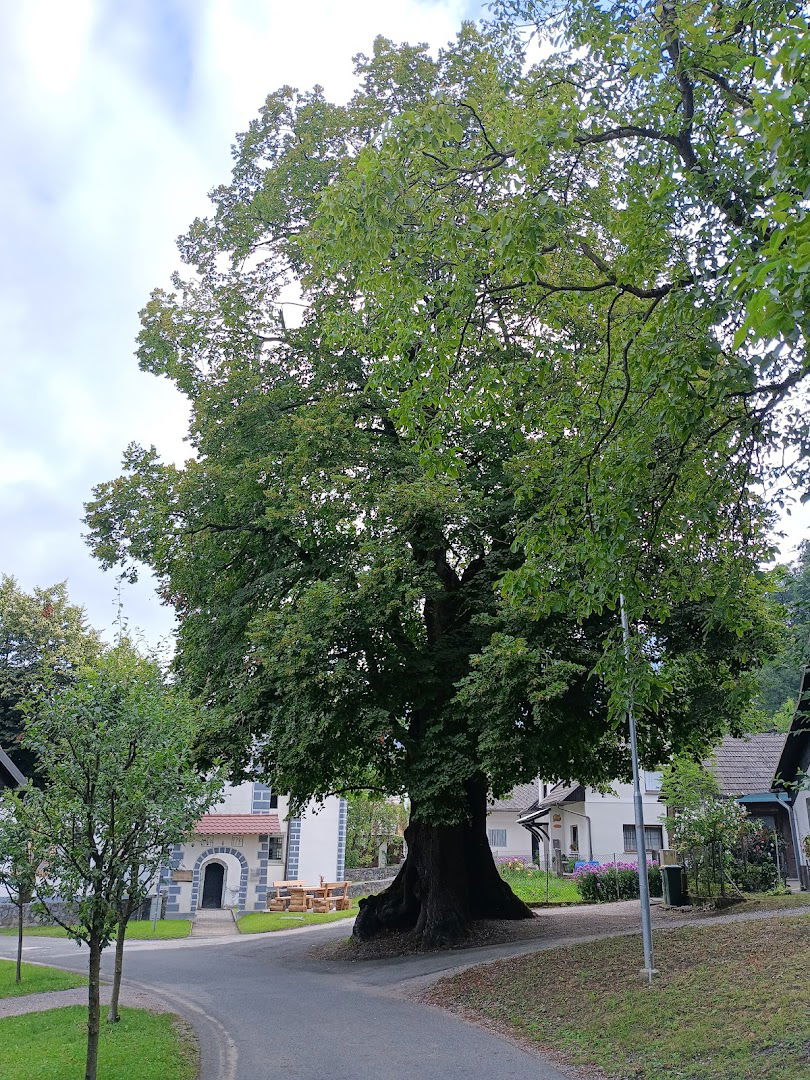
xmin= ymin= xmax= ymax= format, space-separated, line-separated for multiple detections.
xmin=190 ymin=847 xmax=249 ymax=914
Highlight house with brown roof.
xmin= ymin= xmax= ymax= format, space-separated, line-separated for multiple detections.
xmin=514 ymin=775 xmax=669 ymax=869
xmin=707 ymin=729 xmax=798 ymax=881
xmin=161 ymin=783 xmax=346 ymax=917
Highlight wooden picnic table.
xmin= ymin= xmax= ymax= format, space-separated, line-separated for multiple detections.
xmin=267 ymin=879 xmax=351 ymax=913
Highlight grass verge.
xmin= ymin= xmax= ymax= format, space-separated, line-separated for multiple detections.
xmin=0 ymin=1006 xmax=197 ymax=1080
xmin=498 ymin=867 xmax=581 ymax=904
xmin=735 ymin=892 xmax=810 ymax=911
xmin=238 ymin=904 xmax=359 ymax=933
xmin=425 ymin=913 xmax=810 ymax=1080
xmin=0 ymin=920 xmax=192 ymax=941
xmin=0 ymin=959 xmax=85 ymax=999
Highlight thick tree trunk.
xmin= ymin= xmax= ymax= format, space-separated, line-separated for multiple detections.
xmin=353 ymin=777 xmax=533 ymax=949
xmin=107 ymin=915 xmax=127 ymax=1023
xmin=15 ymin=901 xmax=23 ymax=984
xmin=85 ymin=938 xmax=102 ymax=1080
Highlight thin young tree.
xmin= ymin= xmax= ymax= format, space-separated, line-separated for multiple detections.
xmin=18 ymin=644 xmax=220 ymax=1080
xmin=0 ymin=793 xmax=41 ymax=984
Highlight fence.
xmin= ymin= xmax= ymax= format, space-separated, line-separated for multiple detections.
xmin=680 ymin=832 xmax=786 ymax=899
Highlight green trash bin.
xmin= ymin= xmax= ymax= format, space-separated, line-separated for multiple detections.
xmin=661 ymin=864 xmax=687 ymax=906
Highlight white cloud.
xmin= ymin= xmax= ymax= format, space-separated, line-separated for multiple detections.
xmin=0 ymin=0 xmax=474 ymax=644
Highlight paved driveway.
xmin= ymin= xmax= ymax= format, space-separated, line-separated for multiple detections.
xmin=0 ymin=922 xmax=573 ymax=1080
xmin=4 ymin=904 xmax=807 ymax=1080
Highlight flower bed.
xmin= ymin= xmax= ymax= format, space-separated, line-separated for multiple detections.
xmin=573 ymin=861 xmax=662 ymax=903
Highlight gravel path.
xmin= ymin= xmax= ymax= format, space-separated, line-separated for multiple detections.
xmin=0 ymin=984 xmax=173 ymax=1019
xmin=321 ymin=895 xmax=810 ymax=962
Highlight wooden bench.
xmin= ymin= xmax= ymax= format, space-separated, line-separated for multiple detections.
xmin=310 ymin=881 xmax=351 ymax=913
xmin=267 ymin=880 xmax=309 ymax=912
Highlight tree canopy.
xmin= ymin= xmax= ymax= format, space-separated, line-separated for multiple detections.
xmin=756 ymin=540 xmax=810 ymax=721
xmin=85 ymin=11 xmax=786 ymax=944
xmin=309 ymin=2 xmax=809 ymax=617
xmin=0 ymin=576 xmax=99 ymax=777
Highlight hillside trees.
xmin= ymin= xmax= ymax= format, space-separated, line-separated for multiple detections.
xmin=757 ymin=541 xmax=810 ymax=720
xmin=0 ymin=577 xmax=99 ymax=777
xmin=86 ymin=25 xmax=778 ymax=946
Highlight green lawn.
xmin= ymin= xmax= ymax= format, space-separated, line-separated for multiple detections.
xmin=0 ymin=959 xmax=85 ymax=999
xmin=498 ymin=866 xmax=581 ymax=904
xmin=738 ymin=892 xmax=810 ymax=911
xmin=124 ymin=920 xmax=192 ymax=940
xmin=0 ymin=1006 xmax=197 ymax=1080
xmin=238 ymin=903 xmax=359 ymax=934
xmin=425 ymin=914 xmax=810 ymax=1080
xmin=0 ymin=920 xmax=191 ymax=941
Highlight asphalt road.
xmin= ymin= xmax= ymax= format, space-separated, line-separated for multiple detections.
xmin=0 ymin=923 xmax=572 ymax=1080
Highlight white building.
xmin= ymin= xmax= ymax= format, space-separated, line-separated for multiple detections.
xmin=488 ymin=774 xmax=669 ymax=868
xmin=162 ymin=783 xmax=347 ymax=917
xmin=486 ymin=783 xmax=538 ymax=862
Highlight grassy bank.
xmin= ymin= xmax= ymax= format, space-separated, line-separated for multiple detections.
xmin=0 ymin=959 xmax=85 ymax=999
xmin=0 ymin=1006 xmax=197 ymax=1080
xmin=426 ymin=913 xmax=810 ymax=1080
xmin=238 ymin=904 xmax=359 ymax=933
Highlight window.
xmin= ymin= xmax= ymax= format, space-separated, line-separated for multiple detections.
xmin=268 ymin=837 xmax=283 ymax=861
xmin=570 ymin=825 xmax=579 ymax=852
xmin=623 ymin=825 xmax=664 ymax=852
xmin=644 ymin=771 xmax=663 ymax=794
xmin=488 ymin=829 xmax=507 ymax=848
xmin=269 ymin=791 xmax=278 ymax=809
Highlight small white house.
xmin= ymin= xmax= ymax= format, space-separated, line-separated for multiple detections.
xmin=491 ymin=774 xmax=669 ymax=868
xmin=486 ymin=784 xmax=538 ymax=862
xmin=163 ymin=783 xmax=347 ymax=917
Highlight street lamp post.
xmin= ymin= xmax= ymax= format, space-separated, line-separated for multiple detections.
xmin=619 ymin=593 xmax=656 ymax=985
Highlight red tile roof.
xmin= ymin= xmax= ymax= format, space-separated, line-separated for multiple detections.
xmin=195 ymin=813 xmax=282 ymax=836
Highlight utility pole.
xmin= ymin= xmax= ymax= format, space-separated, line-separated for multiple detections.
xmin=620 ymin=593 xmax=656 ymax=984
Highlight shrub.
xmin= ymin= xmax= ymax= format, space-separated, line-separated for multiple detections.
xmin=669 ymin=797 xmax=749 ymax=897
xmin=498 ymin=857 xmax=528 ymax=872
xmin=731 ymin=819 xmax=781 ymax=893
xmin=733 ymin=861 xmax=778 ymax=892
xmin=573 ymin=861 xmax=661 ymax=903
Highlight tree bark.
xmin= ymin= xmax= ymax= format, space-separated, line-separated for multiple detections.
xmin=107 ymin=915 xmax=127 ymax=1023
xmin=85 ymin=937 xmax=102 ymax=1080
xmin=353 ymin=777 xmax=533 ymax=949
xmin=15 ymin=900 xmax=23 ymax=984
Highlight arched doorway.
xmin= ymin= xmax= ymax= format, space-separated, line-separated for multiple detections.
xmin=201 ymin=862 xmax=225 ymax=909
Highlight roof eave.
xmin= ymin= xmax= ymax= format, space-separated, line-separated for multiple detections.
xmin=0 ymin=747 xmax=27 ymax=789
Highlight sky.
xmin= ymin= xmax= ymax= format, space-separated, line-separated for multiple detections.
xmin=0 ymin=0 xmax=478 ymax=646
xmin=0 ymin=0 xmax=807 ymax=651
